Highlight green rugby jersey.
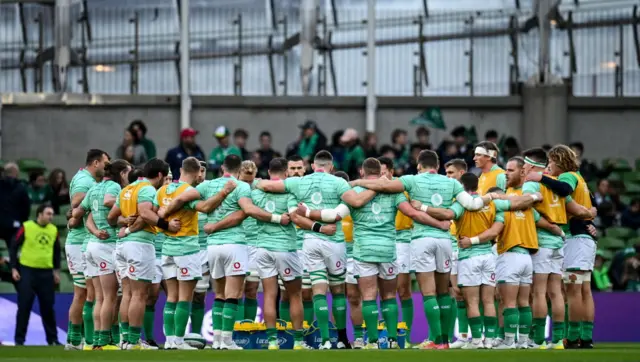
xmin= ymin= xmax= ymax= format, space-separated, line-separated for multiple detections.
xmin=284 ymin=172 xmax=351 ymax=243
xmin=295 ymin=227 xmax=305 ymax=250
xmin=67 ymin=169 xmax=96 ymax=247
xmin=242 ymin=179 xmax=260 ymax=247
xmin=80 ymin=179 xmax=121 ymax=244
xmin=197 ymin=212 xmax=207 ymax=250
xmin=450 ymin=199 xmax=504 ymax=260
xmin=251 ymin=188 xmax=298 ymax=252
xmin=400 ymin=172 xmax=464 ymax=240
xmin=154 ymin=181 xmax=199 ymax=257
xmin=350 ymin=186 xmax=406 ymax=263
xmin=116 ymin=178 xmax=157 ymax=245
xmin=154 ymin=233 xmax=165 ymax=258
xmin=197 ymin=176 xmax=252 ymax=246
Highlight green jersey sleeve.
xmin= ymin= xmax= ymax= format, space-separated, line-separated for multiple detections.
xmin=394 ymin=192 xmax=408 ymax=207
xmin=450 ymin=202 xmax=465 ymax=220
xmin=115 ymin=190 xmax=122 ymax=207
xmin=106 ymin=182 xmax=122 ymax=198
xmin=496 ymin=173 xmax=507 ymax=191
xmin=335 ymin=177 xmax=351 ymax=198
xmin=80 ymin=189 xmax=92 ymax=211
xmin=284 ymin=177 xmax=300 ymax=195
xmin=399 ymin=175 xmax=414 ymax=192
xmin=451 ymin=179 xmax=464 ymax=197
xmin=493 ymin=199 xmax=511 ymax=212
xmin=495 ymin=211 xmax=505 ymax=223
xmin=565 ymin=195 xmax=573 ymax=203
xmin=184 ymin=186 xmax=199 ymax=210
xmin=235 ymin=182 xmax=252 ymax=201
xmin=522 ymin=181 xmax=540 ymax=194
xmin=558 ymin=172 xmax=579 ymax=191
xmin=287 ymin=194 xmax=298 ymax=212
xmin=533 ymin=209 xmax=541 ymax=222
xmin=195 ymin=181 xmax=208 ymax=200
xmin=72 ymin=176 xmax=94 ymax=195
xmin=138 ymin=185 xmax=157 ymax=204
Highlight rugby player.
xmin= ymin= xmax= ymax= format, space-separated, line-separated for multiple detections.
xmin=474 ymin=141 xmax=506 ymax=194
xmin=190 ymin=161 xmax=209 ymax=337
xmin=238 ymin=161 xmax=260 ymax=322
xmin=65 ymin=149 xmax=110 ymax=350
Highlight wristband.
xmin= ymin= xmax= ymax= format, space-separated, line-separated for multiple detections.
xmin=124 ymin=227 xmax=131 ymax=235
xmin=312 ymin=222 xmax=322 ymax=233
xmin=157 ymin=218 xmax=169 ymax=230
xmin=305 ymin=208 xmax=311 ymax=218
xmin=530 ymin=194 xmax=539 ymax=201
xmin=470 ymin=236 xmax=480 ymax=245
xmin=420 ymin=204 xmax=429 ymax=213
xmin=271 ymin=214 xmax=282 ymax=224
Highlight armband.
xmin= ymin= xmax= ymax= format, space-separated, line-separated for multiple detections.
xmin=271 ymin=214 xmax=282 ymax=224
xmin=420 ymin=204 xmax=429 ymax=213
xmin=156 ymin=218 xmax=169 ymax=230
xmin=470 ymin=236 xmax=480 ymax=245
xmin=312 ymin=222 xmax=323 ymax=233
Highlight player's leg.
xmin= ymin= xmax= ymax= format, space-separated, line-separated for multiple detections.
xmin=458 ymin=257 xmax=481 ymax=349
xmin=191 ymin=250 xmax=210 ymax=335
xmin=83 ymin=272 xmax=96 ymax=349
xmin=119 ymin=278 xmax=131 ymax=348
xmin=378 ymin=262 xmax=399 ymax=349
xmin=124 ymin=243 xmax=155 ymax=349
xmin=479 ymin=254 xmax=497 ymax=348
xmin=516 ymin=253 xmax=534 ymax=349
xmin=496 ymin=252 xmax=521 ymax=349
xmin=208 ymin=245 xmax=225 ymax=349
xmin=547 ymin=272 xmax=565 ymax=348
xmin=395 ymin=243 xmax=414 ymax=347
xmin=298 ymin=250 xmax=314 ymax=325
xmin=532 ymin=272 xmax=549 ymax=347
xmin=279 ymin=251 xmax=307 ymax=349
xmin=356 ymin=262 xmax=380 ymax=349
xmin=111 ymin=294 xmax=121 ymax=346
xmin=144 ymin=282 xmax=160 ymax=348
xmin=562 ymin=237 xmax=587 ymax=348
xmin=244 ymin=246 xmax=260 ymax=321
xmin=162 ymin=256 xmax=179 ymax=349
xmin=173 ymin=254 xmax=200 ymax=350
xmin=450 ymin=255 xmax=468 ymax=346
xmin=579 ymin=238 xmax=596 ymax=349
xmin=90 ymin=277 xmax=103 ymax=349
xmin=220 ymin=244 xmax=248 ymax=350
xmin=434 ymin=238 xmax=454 ymax=347
xmin=262 ymin=273 xmax=280 ymax=349
xmin=279 ymin=279 xmax=291 ymax=322
xmin=65 ymin=245 xmax=86 ymax=349
xmin=346 ymin=272 xmax=363 ymax=348
xmin=306 ymin=237 xmax=332 ymax=348
xmin=327 ymin=242 xmax=349 ymax=349
xmin=412 ymin=237 xmax=442 ymax=348
xmin=96 ymin=243 xmax=119 ymax=349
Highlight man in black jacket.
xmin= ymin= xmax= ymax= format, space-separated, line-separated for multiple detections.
xmin=0 ymin=163 xmax=31 ymax=245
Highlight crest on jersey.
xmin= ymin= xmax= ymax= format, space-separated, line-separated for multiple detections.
xmin=162 ymin=197 xmax=172 ymax=206
xmin=371 ymin=202 xmax=382 ymax=215
xmin=123 ymin=189 xmax=132 ymax=200
xmin=92 ymin=199 xmax=99 ymax=212
xmin=265 ymin=201 xmax=276 ymax=213
xmin=431 ymin=193 xmax=443 ymax=206
xmin=514 ymin=210 xmax=526 ymax=219
xmin=311 ymin=192 xmax=323 ymax=205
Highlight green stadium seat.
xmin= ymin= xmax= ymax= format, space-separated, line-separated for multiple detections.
xmin=623 ymin=172 xmax=640 ymax=183
xmin=626 ymin=182 xmax=640 ymax=194
xmin=0 ymin=282 xmax=15 ymax=293
xmin=609 ymin=158 xmax=632 ymax=172
xmin=606 ymin=226 xmax=636 ymax=240
xmin=625 ymin=237 xmax=640 ymax=248
xmin=60 ymin=272 xmax=74 ymax=293
xmin=59 ymin=204 xmax=72 ymax=217
xmin=598 ymin=237 xmax=626 ymax=251
xmin=620 ymin=194 xmax=633 ymax=206
xmin=635 ymin=158 xmax=640 ymax=171
xmin=17 ymin=158 xmax=46 ymax=172
xmin=52 ymin=215 xmax=67 ymax=228
xmin=60 ymin=258 xmax=69 ymax=272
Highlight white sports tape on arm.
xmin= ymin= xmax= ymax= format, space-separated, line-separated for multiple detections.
xmin=335 ymin=204 xmax=351 ymax=218
xmin=456 ymin=191 xmax=485 ymax=211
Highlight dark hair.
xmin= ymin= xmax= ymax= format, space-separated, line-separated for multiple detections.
xmin=125 ymin=128 xmax=141 ymax=144
xmin=223 ymin=154 xmax=242 ymax=173
xmin=29 ymin=170 xmax=45 ymax=183
xmin=569 ymin=142 xmax=584 ymax=154
xmin=129 ymin=119 xmax=147 ymax=136
xmin=269 ymin=157 xmax=288 ymax=174
xmin=314 ymin=150 xmax=333 ymax=164
xmin=105 ymin=159 xmax=131 ymax=186
xmin=36 ymin=203 xmax=53 ymax=217
xmin=377 ymin=156 xmax=394 ymax=170
xmin=460 ymin=173 xmax=479 ymax=192
xmin=86 ymin=149 xmax=109 ymax=166
xmin=451 ymin=126 xmax=466 ymax=138
xmin=542 ymin=144 xmax=552 ymax=152
xmin=362 ymin=158 xmax=381 ymax=176
xmin=199 ymin=160 xmax=207 ymax=169
xmin=391 ymin=129 xmax=407 ymax=143
xmin=417 ymin=150 xmax=439 ymax=169
xmin=379 ymin=144 xmax=395 ymax=156
xmin=48 ymin=168 xmax=68 ymax=189
xmin=334 ymin=171 xmax=350 ymax=182
xmin=182 ymin=157 xmax=202 ymax=174
xmin=288 ymin=154 xmax=303 ymax=163
xmin=508 ymin=156 xmax=525 ymax=168
xmin=260 ymin=131 xmax=271 ymax=139
xmin=410 ymin=143 xmax=423 ymax=153
xmin=143 ymin=158 xmax=169 ymax=179
xmin=234 ymin=129 xmax=248 ymax=139
xmin=485 ymin=130 xmax=498 ymax=139
xmin=445 ymin=158 xmax=468 ymax=171
xmin=416 ymin=126 xmax=430 ymax=137
xmin=522 ymin=147 xmax=548 ymax=165
xmin=128 ymin=168 xmax=144 ymax=183
xmin=487 ymin=186 xmax=504 ymax=194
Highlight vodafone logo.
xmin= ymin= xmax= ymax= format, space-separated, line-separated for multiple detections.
xmin=181 ymin=268 xmax=188 ymax=275
xmin=336 ymin=261 xmax=342 ymax=268
xmin=233 ymin=262 xmax=241 ymax=270
xmin=100 ymin=262 xmax=107 ymax=269
xmin=388 ymin=267 xmax=394 ymax=274
xmin=284 ymin=268 xmax=291 ymax=275
xmin=129 ymin=266 xmax=135 ymax=273
xmin=445 ymin=259 xmax=450 ymax=267
xmin=490 ymin=273 xmax=495 ymax=281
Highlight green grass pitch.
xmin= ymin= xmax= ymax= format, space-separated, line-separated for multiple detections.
xmin=2 ymin=344 xmax=640 ymax=362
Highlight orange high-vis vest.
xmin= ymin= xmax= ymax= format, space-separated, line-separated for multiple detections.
xmin=342 ymin=215 xmax=354 ymax=243
xmin=478 ymin=167 xmax=505 ymax=195
xmin=119 ymin=181 xmax=157 ymax=234
xmin=497 ymin=188 xmax=538 ymax=255
xmin=568 ymin=172 xmax=593 ymax=221
xmin=533 ymin=176 xmax=567 ymax=225
xmin=456 ymin=202 xmax=496 ymax=238
xmin=155 ymin=183 xmax=198 ymax=237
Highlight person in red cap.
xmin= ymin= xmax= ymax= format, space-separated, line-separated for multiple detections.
xmin=164 ymin=128 xmax=206 ymax=180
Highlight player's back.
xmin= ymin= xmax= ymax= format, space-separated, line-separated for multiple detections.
xmin=251 ymin=188 xmax=297 ymax=251
xmin=85 ymin=180 xmax=121 ymax=240
xmin=118 ymin=179 xmax=157 ymax=242
xmin=197 ymin=176 xmax=251 ymax=245
xmin=67 ymin=168 xmax=96 ymax=244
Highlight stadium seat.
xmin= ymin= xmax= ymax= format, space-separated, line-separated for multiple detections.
xmin=607 ymin=172 xmax=622 ymax=182
xmin=17 ymin=158 xmax=46 ymax=172
xmin=598 ymin=237 xmax=626 ymax=250
xmin=0 ymin=282 xmax=15 ymax=293
xmin=608 ymin=158 xmax=632 ymax=172
xmin=60 ymin=272 xmax=74 ymax=293
xmin=635 ymin=158 xmax=640 ymax=171
xmin=625 ymin=182 xmax=640 ymax=194
xmin=52 ymin=215 xmax=67 ymax=228
xmin=605 ymin=226 xmax=636 ymax=240
xmin=620 ymin=194 xmax=633 ymax=206
xmin=623 ymin=171 xmax=640 ymax=183
xmin=59 ymin=204 xmax=72 ymax=217
xmin=625 ymin=236 xmax=640 ymax=248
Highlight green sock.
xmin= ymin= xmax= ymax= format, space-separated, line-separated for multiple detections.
xmin=82 ymin=301 xmax=94 ymax=345
xmin=303 ymin=301 xmax=314 ymax=324
xmin=67 ymin=321 xmax=72 ymax=343
xmin=101 ymin=330 xmax=110 ymax=346
xmin=362 ymin=300 xmax=379 ymax=343
xmin=483 ymin=316 xmax=497 ymax=338
xmin=423 ymin=296 xmax=442 ymax=344
xmin=267 ymin=327 xmax=277 ymax=342
xmin=437 ymin=294 xmax=453 ymax=343
xmin=120 ymin=322 xmax=129 ymax=344
xmin=457 ymin=301 xmax=469 ymax=336
xmin=567 ymin=321 xmax=581 ymax=342
xmin=163 ymin=302 xmax=177 ymax=337
xmin=69 ymin=324 xmax=83 ymax=346
xmin=212 ymin=299 xmax=225 ymax=331
xmin=111 ymin=324 xmax=120 ymax=344
xmin=498 ymin=326 xmax=505 ymax=339
xmin=353 ymin=325 xmax=364 ymax=339
xmin=503 ymin=308 xmax=519 ymax=337
xmin=401 ymin=298 xmax=414 ymax=337
xmin=279 ymin=301 xmax=291 ymax=322
xmin=222 ymin=301 xmax=239 ymax=332
xmin=580 ymin=321 xmax=594 ymax=341
xmin=128 ymin=326 xmax=141 ymax=345
xmin=190 ymin=301 xmax=205 ymax=334
xmin=235 ymin=298 xmax=245 ymax=321
xmin=244 ymin=298 xmax=258 ymax=321
xmin=381 ymin=299 xmax=398 ymax=339
xmin=552 ymin=322 xmax=565 ymax=343
xmin=143 ymin=305 xmax=155 ymax=341
xmin=564 ymin=304 xmax=570 ymax=336
xmin=469 ymin=317 xmax=483 ymax=339
xmin=533 ymin=318 xmax=547 ymax=345
xmin=294 ymin=329 xmax=304 ymax=343
xmin=518 ymin=306 xmax=532 ymax=339
xmin=93 ymin=330 xmax=103 ymax=347
xmin=174 ymin=301 xmax=191 ymax=338
xmin=332 ymin=293 xmax=347 ymax=330
xmin=447 ymin=298 xmax=456 ymax=342
xmin=313 ymin=294 xmax=330 ymax=342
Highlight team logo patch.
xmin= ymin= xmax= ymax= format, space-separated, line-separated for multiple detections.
xmin=284 ymin=268 xmax=291 ymax=275
xmin=265 ymin=201 xmax=276 ymax=213
xmin=490 ymin=273 xmax=496 ymax=281
xmin=181 ymin=268 xmax=188 ymax=275
xmin=336 ymin=261 xmax=342 ymax=268
xmin=388 ymin=267 xmax=394 ymax=274
xmin=431 ymin=193 xmax=443 ymax=206
xmin=100 ymin=262 xmax=107 ymax=269
xmin=445 ymin=259 xmax=450 ymax=267
xmin=311 ymin=192 xmax=323 ymax=205
xmin=233 ymin=262 xmax=241 ymax=270
xmin=371 ymin=202 xmax=382 ymax=215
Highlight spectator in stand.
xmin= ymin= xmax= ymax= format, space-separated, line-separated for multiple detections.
xmin=449 ymin=126 xmax=475 ymax=167
xmin=363 ymin=132 xmax=379 ymax=158
xmin=340 ymin=128 xmax=366 ymax=180
xmin=0 ymin=163 xmax=31 ymax=254
xmin=256 ymin=131 xmax=280 ymax=178
xmin=234 ymin=128 xmax=251 ymax=161
xmin=621 ymin=198 xmax=640 ymax=230
xmin=592 ymin=250 xmax=613 ymax=291
xmin=438 ymin=140 xmax=461 ymax=174
xmin=329 ymin=130 xmax=346 ymax=170
xmin=594 ymin=179 xmax=617 ymax=228
xmin=115 ymin=128 xmax=148 ymax=166
xmin=485 ymin=129 xmax=498 ymax=145
xmin=542 ymin=144 xmax=552 ymax=153
xmin=27 ymin=171 xmax=49 ymax=204
xmin=209 ymin=126 xmax=242 ymax=174
xmin=570 ymin=142 xmax=609 ymax=183
xmin=621 ymin=246 xmax=640 ymax=291
xmin=166 ymin=128 xmax=206 ymax=180
xmin=502 ymin=136 xmax=521 ymax=160
xmin=405 ymin=144 xmax=423 ymax=176
xmin=391 ymin=129 xmax=410 ymax=171
xmin=379 ymin=145 xmax=396 ymax=162
xmin=415 ymin=126 xmax=432 ymax=150
xmin=297 ymin=120 xmax=327 ymax=163
xmin=129 ymin=120 xmax=157 ymax=159
xmin=594 ymin=179 xmax=612 ymax=207
xmin=46 ymin=169 xmax=69 ymax=215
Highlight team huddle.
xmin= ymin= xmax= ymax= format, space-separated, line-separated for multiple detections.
xmin=62 ymin=141 xmax=598 ymax=351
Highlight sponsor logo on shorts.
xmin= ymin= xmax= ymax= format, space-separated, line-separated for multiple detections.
xmin=445 ymin=259 xmax=450 ymax=267
xmin=336 ymin=261 xmax=342 ymax=268
xmin=388 ymin=267 xmax=394 ymax=274
xmin=100 ymin=262 xmax=107 ymax=270
xmin=129 ymin=266 xmax=135 ymax=273
xmin=233 ymin=262 xmax=241 ymax=270
xmin=181 ymin=267 xmax=189 ymax=275
xmin=284 ymin=268 xmax=291 ymax=275
xmin=490 ymin=273 xmax=495 ymax=281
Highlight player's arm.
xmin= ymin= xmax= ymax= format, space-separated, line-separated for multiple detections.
xmin=117 ymin=215 xmax=134 ymax=227
xmin=341 ymin=189 xmax=376 ymax=208
xmin=350 ymin=178 xmax=405 ymax=193
xmin=71 ymin=205 xmax=87 ymax=219
xmin=70 ymin=192 xmax=86 ymax=208
xmin=107 ymin=205 xmax=122 ymax=226
xmin=290 ymin=208 xmax=336 ymax=235
xmin=539 ymin=175 xmax=574 ymax=197
xmin=297 ymin=203 xmax=350 ymax=223
xmin=238 ymin=197 xmax=288 ymax=224
xmin=536 ymin=217 xmax=565 ymax=238
xmin=204 ymin=210 xmax=246 ymax=234
xmin=459 ymin=221 xmax=504 ymax=249
xmin=103 ymin=186 xmax=120 ymax=208
xmin=408 ymin=200 xmax=455 ymax=220
xmin=124 ymin=214 xmax=148 ymax=234
xmin=256 ymin=180 xmax=286 ymax=193
xmin=566 ymin=200 xmax=597 ymax=220
xmin=492 ymin=191 xmax=542 ymax=210
xmin=195 ymin=182 xmax=236 ymax=213
xmin=398 ymin=202 xmax=450 ymax=230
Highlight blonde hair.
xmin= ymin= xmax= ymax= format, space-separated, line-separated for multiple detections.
xmin=548 ymin=144 xmax=579 ymax=172
xmin=240 ymin=160 xmax=257 ymax=176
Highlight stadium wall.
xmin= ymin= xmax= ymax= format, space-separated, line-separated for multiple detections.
xmin=1 ymin=90 xmax=639 ymax=174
